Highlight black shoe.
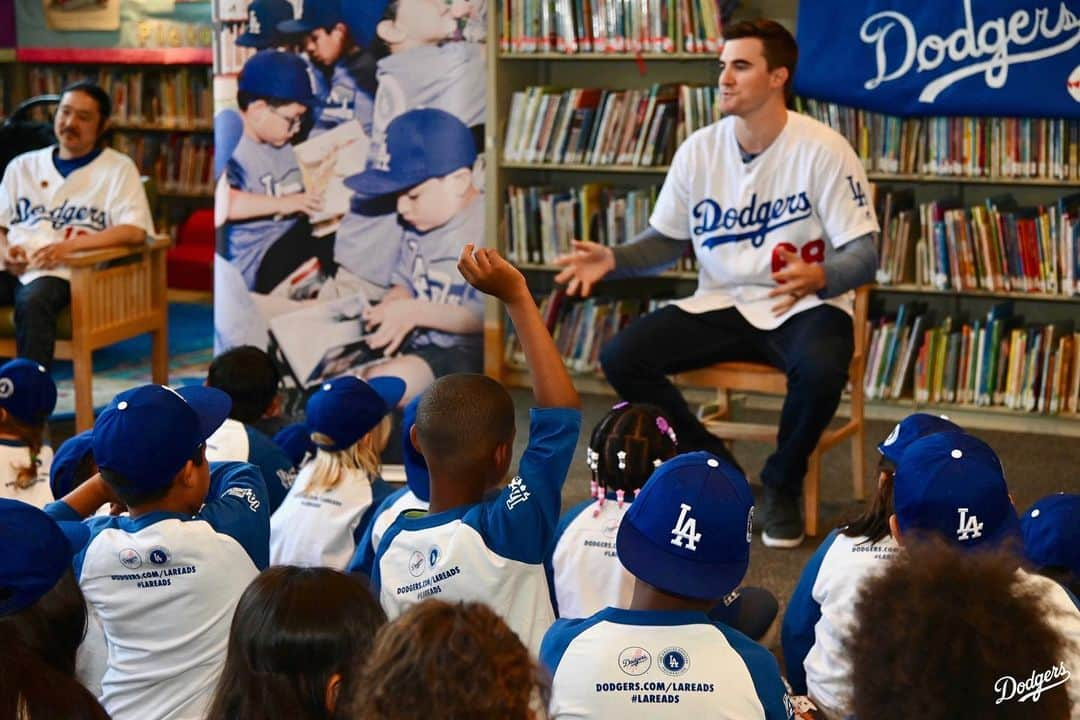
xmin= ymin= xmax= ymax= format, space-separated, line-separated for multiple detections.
xmin=759 ymin=487 xmax=804 ymax=549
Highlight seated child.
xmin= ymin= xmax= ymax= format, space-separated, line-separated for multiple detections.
xmin=44 ymin=384 xmax=270 ymax=720
xmin=540 ymin=452 xmax=790 ymax=718
xmin=206 ymin=565 xmax=386 ymax=720
xmin=205 ymin=345 xmax=297 ymax=512
xmin=347 ymin=392 xmax=431 ymax=578
xmin=0 ymin=358 xmax=57 ymax=507
xmin=370 ymin=244 xmax=581 ymax=655
xmin=782 ymin=412 xmax=960 ymax=719
xmin=1020 ymin=493 xmax=1080 ymax=599
xmin=269 ymin=375 xmax=405 ymax=570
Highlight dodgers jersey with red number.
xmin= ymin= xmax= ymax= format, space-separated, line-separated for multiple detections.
xmin=0 ymin=146 xmax=154 ymax=284
xmin=649 ymin=111 xmax=879 ymax=330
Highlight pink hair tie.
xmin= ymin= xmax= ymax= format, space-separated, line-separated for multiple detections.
xmin=616 ymin=489 xmax=625 ymax=508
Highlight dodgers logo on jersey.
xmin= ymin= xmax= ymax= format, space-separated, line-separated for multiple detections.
xmin=224 ymin=486 xmax=262 ymax=513
xmin=408 ymin=550 xmax=426 ymax=577
xmin=670 ymin=503 xmax=701 ymax=550
xmin=956 ymin=507 xmax=984 ymax=541
xmin=659 ymin=647 xmax=690 ymax=676
xmin=13 ymin=197 xmax=108 ymax=233
xmin=506 ymin=476 xmax=530 ymax=510
xmin=119 ymin=548 xmax=143 ymax=570
xmin=693 ymin=191 xmax=813 ymax=250
xmin=618 ymin=647 xmax=652 ymax=676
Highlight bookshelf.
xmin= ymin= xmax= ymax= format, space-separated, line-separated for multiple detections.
xmin=484 ymin=2 xmax=1080 ymax=436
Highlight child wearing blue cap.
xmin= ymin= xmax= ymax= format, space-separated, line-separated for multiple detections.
xmin=0 ymin=358 xmax=58 ymax=508
xmin=43 ymin=383 xmax=271 ymax=720
xmin=346 ymin=391 xmax=430 ymax=578
xmin=782 ymin=412 xmax=960 ymax=719
xmin=0 ymin=498 xmax=108 ymax=719
xmin=1022 ymin=493 xmax=1080 ymax=598
xmin=371 ymin=244 xmax=581 ymax=656
xmin=540 ymin=451 xmax=791 ymax=718
xmin=345 ymin=108 xmax=486 ymax=402
xmin=269 ymin=374 xmax=405 ymax=570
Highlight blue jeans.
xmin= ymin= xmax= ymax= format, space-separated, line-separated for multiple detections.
xmin=600 ymin=303 xmax=854 ymax=499
xmin=0 ymin=273 xmax=72 ymax=369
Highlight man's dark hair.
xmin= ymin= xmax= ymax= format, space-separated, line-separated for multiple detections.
xmin=722 ymin=19 xmax=798 ymax=102
xmin=416 ymin=374 xmax=515 ymax=474
xmin=59 ymin=80 xmax=112 ymax=125
xmin=207 ymin=346 xmax=281 ymax=425
xmin=100 ymin=443 xmax=206 ymax=507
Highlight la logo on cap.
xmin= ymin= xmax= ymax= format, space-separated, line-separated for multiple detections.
xmin=957 ymin=508 xmax=984 ymax=541
xmin=670 ymin=503 xmax=701 ymax=550
xmin=248 ymin=9 xmax=261 ymax=34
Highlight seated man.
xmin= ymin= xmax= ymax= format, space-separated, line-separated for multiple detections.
xmin=0 ymin=80 xmax=153 ymax=367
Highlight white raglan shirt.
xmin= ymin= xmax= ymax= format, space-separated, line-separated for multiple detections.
xmin=0 ymin=146 xmax=154 ymax=284
xmin=649 ymin=111 xmax=879 ymax=330
xmin=373 ymin=407 xmax=581 ymax=655
xmin=0 ymin=441 xmax=54 ymax=508
xmin=548 ymin=496 xmax=635 ymax=619
xmin=541 ymin=608 xmax=793 ymax=719
xmin=346 ymin=487 xmax=429 ymax=578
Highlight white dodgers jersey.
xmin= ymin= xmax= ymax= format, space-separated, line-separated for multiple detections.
xmin=373 ymin=407 xmax=581 ymax=655
xmin=541 ymin=608 xmax=793 ymax=719
xmin=649 ymin=111 xmax=879 ymax=330
xmin=0 ymin=440 xmax=54 ymax=508
xmin=548 ymin=496 xmax=635 ymax=618
xmin=347 ymin=486 xmax=430 ymax=578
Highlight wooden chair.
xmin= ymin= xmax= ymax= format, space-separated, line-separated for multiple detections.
xmin=675 ymin=286 xmax=871 ymax=537
xmin=0 ymin=235 xmax=171 ymax=432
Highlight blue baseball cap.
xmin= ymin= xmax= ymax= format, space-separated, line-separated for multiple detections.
xmin=305 ymin=375 xmax=406 ymax=452
xmin=278 ymin=0 xmax=342 ymax=34
xmin=238 ymin=50 xmax=318 ymax=106
xmin=93 ymin=385 xmax=232 ymax=494
xmin=877 ymin=413 xmax=961 ymax=466
xmin=893 ymin=431 xmax=1020 ymax=551
xmin=49 ymin=430 xmax=95 ymax=500
xmin=0 ymin=358 xmax=57 ymax=425
xmin=402 ymin=394 xmax=430 ymax=502
xmin=236 ymin=0 xmax=295 ymax=48
xmin=0 ymin=499 xmax=89 ymax=616
xmin=617 ymin=451 xmax=754 ymax=601
xmin=341 ymin=0 xmax=389 ymax=47
xmin=344 ymin=108 xmax=477 ymax=197
xmin=273 ymin=422 xmax=316 ymax=468
xmin=1021 ymin=493 xmax=1080 ymax=576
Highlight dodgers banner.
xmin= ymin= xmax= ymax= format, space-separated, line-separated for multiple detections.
xmin=794 ymin=0 xmax=1080 ymax=118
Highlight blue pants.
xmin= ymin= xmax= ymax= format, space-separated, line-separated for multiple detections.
xmin=600 ymin=304 xmax=853 ymax=499
xmin=0 ymin=273 xmax=72 ymax=369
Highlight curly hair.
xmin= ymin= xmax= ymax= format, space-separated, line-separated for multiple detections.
xmin=347 ymin=600 xmax=546 ymax=719
xmin=586 ymin=402 xmax=677 ymax=500
xmin=847 ymin=539 xmax=1074 ymax=720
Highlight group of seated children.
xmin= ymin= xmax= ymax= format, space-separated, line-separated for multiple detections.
xmin=0 ymin=246 xmax=1078 ymax=719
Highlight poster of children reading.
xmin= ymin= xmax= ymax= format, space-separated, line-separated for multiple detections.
xmin=212 ymin=0 xmax=487 ymax=406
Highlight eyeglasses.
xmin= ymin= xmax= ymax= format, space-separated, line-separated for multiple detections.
xmin=267 ymin=106 xmax=304 ymax=131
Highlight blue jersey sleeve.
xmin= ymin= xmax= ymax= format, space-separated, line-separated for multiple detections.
xmin=351 ymin=476 xmax=394 ymax=548
xmin=539 ymin=614 xmax=605 ymax=676
xmin=545 ymin=498 xmax=593 ymax=619
xmin=245 ymin=425 xmax=297 ymax=514
xmin=43 ymin=500 xmax=82 ymax=522
xmin=716 ymin=624 xmax=793 ymax=720
xmin=198 ymin=461 xmax=271 ymax=570
xmin=476 ymin=408 xmax=581 ymax=564
xmin=781 ymin=529 xmax=839 ymax=695
xmin=347 ymin=486 xmax=407 ymax=577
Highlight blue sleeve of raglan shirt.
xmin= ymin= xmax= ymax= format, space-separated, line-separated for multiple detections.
xmin=198 ymin=461 xmax=271 ymax=570
xmin=717 ymin=624 xmax=794 ymax=720
xmin=346 ymin=486 xmax=406 ymax=577
xmin=244 ymin=425 xmax=297 ymax=514
xmin=43 ymin=500 xmax=82 ymax=523
xmin=781 ymin=529 xmax=840 ymax=696
xmin=539 ymin=615 xmax=606 ymax=676
xmin=351 ymin=476 xmax=394 ymax=548
xmin=478 ymin=407 xmax=582 ymax=565
xmin=545 ymin=498 xmax=593 ymax=619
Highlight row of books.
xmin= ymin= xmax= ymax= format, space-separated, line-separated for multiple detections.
xmin=499 ymin=0 xmax=740 ymax=54
xmin=112 ymin=132 xmax=214 ymax=196
xmin=864 ymin=302 xmax=1080 ymax=415
xmin=796 ymin=98 xmax=1079 ymax=181
xmin=503 ymin=84 xmax=721 ymax=167
xmin=875 ymin=189 xmax=1080 ymax=296
xmin=25 ymin=66 xmax=212 ymax=129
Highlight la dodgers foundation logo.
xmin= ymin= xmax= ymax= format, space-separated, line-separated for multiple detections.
xmin=659 ymin=647 xmax=690 ymax=676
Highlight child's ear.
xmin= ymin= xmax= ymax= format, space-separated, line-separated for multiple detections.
xmin=325 ymin=672 xmax=342 ymax=715
xmin=262 ymin=395 xmax=283 ymax=420
xmin=493 ymin=438 xmax=513 ymax=477
xmin=888 ymin=514 xmax=903 ymax=546
xmin=446 ymin=167 xmax=472 ymax=196
xmin=409 ymin=424 xmax=421 ymax=455
xmin=377 ymin=18 xmax=405 ymax=45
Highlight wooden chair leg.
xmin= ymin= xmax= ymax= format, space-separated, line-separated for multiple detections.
xmin=851 ymin=422 xmax=866 ymax=502
xmin=150 ymin=326 xmax=169 ymax=386
xmin=72 ymin=346 xmax=94 ymax=433
xmin=804 ymin=448 xmax=822 ymax=537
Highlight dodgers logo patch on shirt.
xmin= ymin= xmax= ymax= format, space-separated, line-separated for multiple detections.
xmin=693 ymin=191 xmax=813 ymax=249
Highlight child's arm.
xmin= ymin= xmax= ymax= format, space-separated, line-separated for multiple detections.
xmin=781 ymin=529 xmax=839 ymax=696
xmin=458 ymin=244 xmax=580 ymax=409
xmin=198 ymin=461 xmax=271 ymax=570
xmin=46 ymin=474 xmax=122 ymax=519
xmin=226 ymin=188 xmax=323 ymax=221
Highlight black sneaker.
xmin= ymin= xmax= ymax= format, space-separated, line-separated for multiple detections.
xmin=759 ymin=488 xmax=804 ymax=548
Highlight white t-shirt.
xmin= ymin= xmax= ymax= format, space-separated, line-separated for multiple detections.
xmin=649 ymin=111 xmax=879 ymax=329
xmin=548 ymin=496 xmax=635 ymax=619
xmin=0 ymin=440 xmax=54 ymax=508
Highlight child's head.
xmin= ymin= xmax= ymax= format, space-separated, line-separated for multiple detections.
xmin=205 ymin=565 xmax=386 ymax=720
xmin=401 ymin=393 xmax=431 ymax=502
xmin=207 ymin=345 xmax=282 ymax=425
xmin=414 ymin=373 xmax=515 ymax=492
xmin=344 ymin=108 xmax=478 ymax=233
xmin=1020 ymin=493 xmax=1080 ymax=597
xmin=304 ymin=375 xmax=405 ymax=491
xmin=617 ymin=451 xmax=754 ymax=605
xmin=347 ymin=600 xmax=545 ymax=719
xmin=586 ymin=402 xmax=677 ymax=508
xmin=891 ymin=431 xmax=1021 ymax=552
xmin=376 ymin=0 xmax=459 ymax=52
xmin=0 ymin=359 xmax=58 ymax=490
xmin=236 ymin=50 xmax=317 ymax=147
xmin=278 ymin=0 xmax=353 ymax=66
xmin=49 ymin=430 xmax=96 ymax=501
xmin=235 ymin=0 xmax=295 ymax=49
xmin=0 ymin=499 xmax=90 ymax=676
xmin=92 ymin=384 xmax=231 ymax=512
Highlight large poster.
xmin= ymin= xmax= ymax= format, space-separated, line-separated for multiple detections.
xmin=213 ymin=0 xmax=487 ymax=406
xmin=794 ymin=0 xmax=1080 ymax=119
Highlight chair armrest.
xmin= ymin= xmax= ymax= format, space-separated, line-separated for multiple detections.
xmin=65 ymin=234 xmax=172 ymax=268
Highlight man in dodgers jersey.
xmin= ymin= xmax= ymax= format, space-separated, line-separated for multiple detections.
xmin=44 ymin=384 xmax=270 ymax=720
xmin=554 ymin=19 xmax=879 ymax=548
xmin=0 ymin=81 xmax=153 ymax=368
xmin=540 ymin=452 xmax=791 ymax=719
xmin=371 ymin=244 xmax=581 ymax=656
